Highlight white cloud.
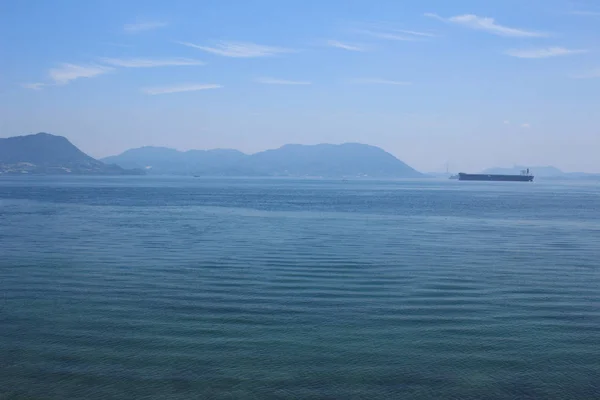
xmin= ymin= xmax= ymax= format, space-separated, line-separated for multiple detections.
xmin=351 ymin=78 xmax=412 ymax=85
xmin=124 ymin=21 xmax=168 ymax=33
xmin=326 ymin=40 xmax=366 ymax=52
xmin=505 ymin=47 xmax=588 ymax=59
xmin=392 ymin=29 xmax=436 ymax=37
xmin=355 ymin=29 xmax=420 ymax=41
xmin=503 ymin=120 xmax=510 ymax=125
xmin=49 ymin=63 xmax=114 ymax=85
xmin=521 ymin=123 xmax=531 ymax=128
xmin=22 ymin=83 xmax=47 ymax=90
xmin=255 ymin=77 xmax=311 ymax=85
xmin=353 ymin=22 xmax=435 ymax=41
xmin=426 ymin=13 xmax=547 ymax=37
xmin=570 ymin=69 xmax=600 ymax=79
xmin=424 ymin=13 xmax=445 ymax=20
xmin=178 ymin=41 xmax=294 ymax=58
xmin=99 ymin=57 xmax=205 ymax=68
xmin=142 ymin=83 xmax=222 ymax=95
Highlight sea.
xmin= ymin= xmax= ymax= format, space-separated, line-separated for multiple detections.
xmin=1 ymin=176 xmax=599 ymax=399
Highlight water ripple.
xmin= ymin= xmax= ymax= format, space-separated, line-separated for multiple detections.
xmin=1 ymin=177 xmax=599 ymax=399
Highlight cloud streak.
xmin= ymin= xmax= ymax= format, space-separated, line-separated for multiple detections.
xmin=99 ymin=57 xmax=205 ymax=68
xmin=351 ymin=78 xmax=412 ymax=85
xmin=49 ymin=63 xmax=113 ymax=85
xmin=178 ymin=41 xmax=294 ymax=58
xmin=326 ymin=40 xmax=366 ymax=51
xmin=22 ymin=83 xmax=48 ymax=90
xmin=255 ymin=77 xmax=311 ymax=85
xmin=356 ymin=29 xmax=418 ymax=41
xmin=142 ymin=83 xmax=222 ymax=95
xmin=353 ymin=22 xmax=435 ymax=41
xmin=505 ymin=47 xmax=588 ymax=59
xmin=124 ymin=21 xmax=168 ymax=33
xmin=25 ymin=58 xmax=202 ymax=90
xmin=394 ymin=29 xmax=436 ymax=38
xmin=426 ymin=13 xmax=547 ymax=37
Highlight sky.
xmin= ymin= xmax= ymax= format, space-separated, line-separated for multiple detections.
xmin=1 ymin=0 xmax=599 ymax=173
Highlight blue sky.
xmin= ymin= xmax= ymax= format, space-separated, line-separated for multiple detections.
xmin=1 ymin=0 xmax=599 ymax=172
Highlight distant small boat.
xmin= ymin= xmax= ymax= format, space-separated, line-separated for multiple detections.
xmin=449 ymin=174 xmax=459 ymax=180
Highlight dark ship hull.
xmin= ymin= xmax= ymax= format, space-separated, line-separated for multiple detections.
xmin=458 ymin=173 xmax=534 ymax=182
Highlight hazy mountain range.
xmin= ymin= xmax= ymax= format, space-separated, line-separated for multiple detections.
xmin=102 ymin=143 xmax=423 ymax=178
xmin=4 ymin=133 xmax=597 ymax=179
xmin=0 ymin=133 xmax=422 ymax=178
xmin=0 ymin=133 xmax=143 ymax=175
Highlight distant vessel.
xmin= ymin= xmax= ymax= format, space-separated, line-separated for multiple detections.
xmin=458 ymin=169 xmax=534 ymax=182
xmin=449 ymin=174 xmax=459 ymax=180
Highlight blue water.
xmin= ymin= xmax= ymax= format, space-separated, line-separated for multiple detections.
xmin=1 ymin=177 xmax=599 ymax=399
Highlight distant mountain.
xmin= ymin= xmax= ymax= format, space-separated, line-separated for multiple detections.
xmin=246 ymin=143 xmax=422 ymax=177
xmin=481 ymin=165 xmax=600 ymax=180
xmin=0 ymin=133 xmax=143 ymax=175
xmin=102 ymin=146 xmax=247 ymax=175
xmin=103 ymin=143 xmax=423 ymax=178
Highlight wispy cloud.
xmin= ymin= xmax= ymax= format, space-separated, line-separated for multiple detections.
xmin=352 ymin=22 xmax=435 ymax=41
xmin=124 ymin=21 xmax=168 ymax=33
xmin=255 ymin=77 xmax=311 ymax=85
xmin=142 ymin=83 xmax=222 ymax=95
xmin=394 ymin=29 xmax=436 ymax=38
xmin=426 ymin=13 xmax=547 ymax=37
xmin=22 ymin=83 xmax=48 ymax=90
xmin=505 ymin=47 xmax=588 ymax=59
xmin=49 ymin=63 xmax=114 ymax=85
xmin=569 ymin=10 xmax=600 ymax=16
xmin=178 ymin=41 xmax=294 ymax=58
xmin=570 ymin=69 xmax=600 ymax=79
xmin=521 ymin=123 xmax=531 ymax=128
xmin=25 ymin=58 xmax=203 ymax=90
xmin=326 ymin=40 xmax=366 ymax=52
xmin=356 ymin=29 xmax=419 ymax=41
xmin=99 ymin=57 xmax=205 ymax=68
xmin=351 ymin=78 xmax=412 ymax=85
xmin=503 ymin=120 xmax=510 ymax=125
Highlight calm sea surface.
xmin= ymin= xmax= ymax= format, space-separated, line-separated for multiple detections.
xmin=1 ymin=177 xmax=599 ymax=399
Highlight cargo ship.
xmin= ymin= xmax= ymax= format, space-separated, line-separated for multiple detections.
xmin=458 ymin=169 xmax=534 ymax=182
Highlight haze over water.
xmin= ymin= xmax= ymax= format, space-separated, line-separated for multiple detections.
xmin=1 ymin=177 xmax=599 ymax=399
